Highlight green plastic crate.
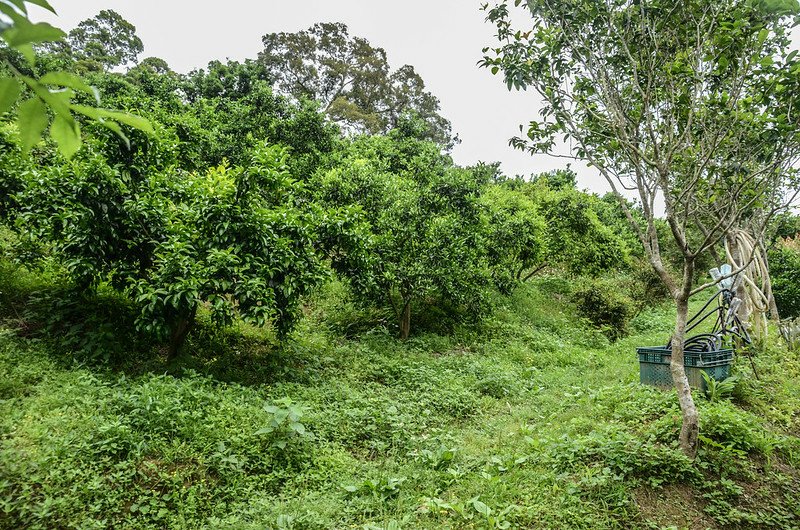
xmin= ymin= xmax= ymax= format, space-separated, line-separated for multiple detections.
xmin=636 ymin=347 xmax=733 ymax=390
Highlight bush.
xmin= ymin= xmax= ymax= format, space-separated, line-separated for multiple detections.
xmin=571 ymin=278 xmax=636 ymax=340
xmin=627 ymin=258 xmax=671 ymax=306
xmin=26 ymin=285 xmax=145 ymax=364
xmin=770 ymin=238 xmax=800 ymax=319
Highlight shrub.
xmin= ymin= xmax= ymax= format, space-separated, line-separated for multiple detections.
xmin=15 ymin=142 xmax=350 ymax=359
xmin=25 ymin=286 xmax=145 ymax=363
xmin=0 ymin=126 xmax=30 ymax=223
xmin=479 ymin=185 xmax=546 ymax=293
xmin=535 ymin=185 xmax=630 ymax=277
xmin=571 ymin=278 xmax=635 ymax=340
xmin=627 ymin=258 xmax=671 ymax=307
xmin=770 ymin=238 xmax=800 ymax=319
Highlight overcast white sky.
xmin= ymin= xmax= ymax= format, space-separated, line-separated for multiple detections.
xmin=30 ymin=1 xmax=800 ymax=196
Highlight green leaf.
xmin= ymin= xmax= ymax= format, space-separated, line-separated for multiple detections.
xmin=0 ymin=2 xmax=25 ymax=23
xmin=0 ymin=77 xmax=22 ymax=114
xmin=71 ymin=104 xmax=153 ymax=134
xmin=98 ymin=109 xmax=154 ymax=134
xmin=19 ymin=75 xmax=73 ymax=123
xmin=4 ymin=20 xmax=64 ymax=46
xmin=40 ymin=72 xmax=100 ymax=103
xmin=16 ymin=43 xmax=35 ymax=64
xmin=24 ymin=0 xmax=57 ymax=13
xmin=0 ymin=0 xmax=57 ymax=14
xmin=4 ymin=0 xmax=28 ymax=15
xmin=50 ymin=113 xmax=81 ymax=158
xmin=98 ymin=119 xmax=130 ymax=149
xmin=69 ymin=103 xmax=102 ymax=120
xmin=757 ymin=28 xmax=769 ymax=47
xmin=16 ymin=96 xmax=48 ymax=152
xmin=472 ymin=498 xmax=492 ymax=516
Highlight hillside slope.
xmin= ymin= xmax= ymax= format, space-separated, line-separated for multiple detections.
xmin=1 ymin=276 xmax=799 ymax=529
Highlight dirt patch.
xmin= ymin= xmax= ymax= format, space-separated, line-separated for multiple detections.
xmin=633 ymin=484 xmax=719 ymax=530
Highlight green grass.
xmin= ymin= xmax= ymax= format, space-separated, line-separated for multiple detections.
xmin=0 ymin=270 xmax=798 ymax=529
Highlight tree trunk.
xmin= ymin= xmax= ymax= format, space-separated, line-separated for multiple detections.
xmin=727 ymin=233 xmax=752 ymax=324
xmin=759 ymin=240 xmax=780 ymax=321
xmin=522 ymin=262 xmax=549 ymax=283
xmin=672 ymin=295 xmax=700 ymax=459
xmin=167 ymin=306 xmax=197 ymax=361
xmin=399 ymin=299 xmax=411 ymax=340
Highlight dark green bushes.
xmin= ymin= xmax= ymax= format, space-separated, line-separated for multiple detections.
xmin=571 ymin=278 xmax=636 ymax=340
xmin=770 ymin=238 xmax=800 ymax=319
xmin=11 ymin=142 xmax=358 ymax=358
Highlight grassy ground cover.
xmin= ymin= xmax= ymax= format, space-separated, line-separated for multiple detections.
xmin=0 ymin=267 xmax=798 ymax=529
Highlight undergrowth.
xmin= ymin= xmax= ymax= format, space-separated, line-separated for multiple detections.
xmin=0 ymin=271 xmax=798 ymax=529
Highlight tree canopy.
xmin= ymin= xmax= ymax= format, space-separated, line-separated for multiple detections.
xmin=260 ymin=22 xmax=455 ymax=148
xmin=63 ymin=9 xmax=143 ymax=71
xmin=314 ymin=124 xmax=490 ymax=339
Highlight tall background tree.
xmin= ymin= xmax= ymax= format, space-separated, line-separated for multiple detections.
xmin=65 ymin=9 xmax=142 ymax=71
xmin=259 ymin=22 xmax=456 ymax=148
xmin=483 ymin=0 xmax=800 ymax=457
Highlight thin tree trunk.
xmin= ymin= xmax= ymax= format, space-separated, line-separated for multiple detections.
xmin=759 ymin=240 xmax=780 ymax=321
xmin=168 ymin=306 xmax=197 ymax=361
xmin=672 ymin=295 xmax=699 ymax=458
xmin=522 ymin=262 xmax=549 ymax=283
xmin=727 ymin=233 xmax=752 ymax=324
xmin=399 ymin=299 xmax=411 ymax=340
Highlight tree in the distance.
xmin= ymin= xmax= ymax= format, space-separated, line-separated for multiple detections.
xmin=483 ymin=0 xmax=800 ymax=457
xmin=259 ymin=22 xmax=456 ymax=149
xmin=480 ymin=184 xmax=546 ymax=293
xmin=63 ymin=9 xmax=143 ymax=72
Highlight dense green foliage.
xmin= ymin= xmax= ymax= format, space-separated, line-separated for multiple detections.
xmin=479 ymin=184 xmax=545 ymax=293
xmin=2 ymin=9 xmax=635 ymax=342
xmin=572 ymin=278 xmax=636 ymax=340
xmin=128 ymin=146 xmax=334 ymax=354
xmin=0 ymin=272 xmax=798 ymax=529
xmin=1 ymin=7 xmax=798 ymax=529
xmin=770 ymin=238 xmax=800 ymax=319
xmin=315 ymin=129 xmax=493 ymax=338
